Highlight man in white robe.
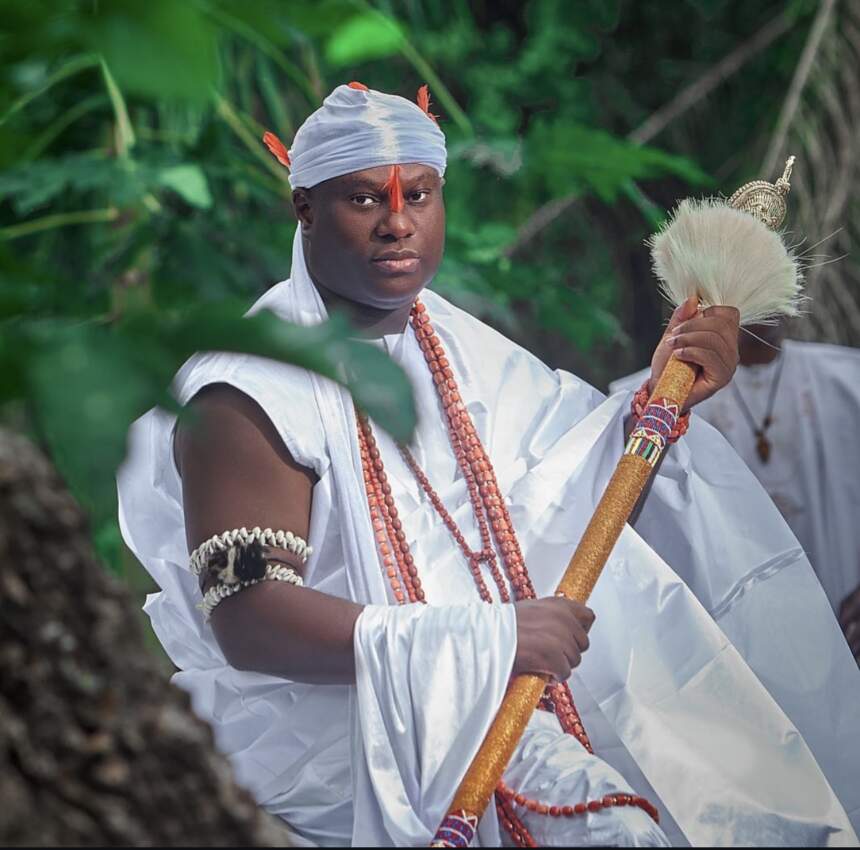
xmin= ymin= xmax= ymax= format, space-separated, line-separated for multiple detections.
xmin=118 ymin=84 xmax=860 ymax=847
xmin=611 ymin=323 xmax=860 ymax=662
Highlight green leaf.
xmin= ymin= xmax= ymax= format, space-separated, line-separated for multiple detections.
xmin=0 ymin=54 xmax=100 ymax=128
xmin=26 ymin=324 xmax=166 ymax=520
xmin=0 ymin=153 xmax=146 ymax=216
xmin=157 ymin=164 xmax=213 ymax=209
xmin=19 ymin=94 xmax=108 ymax=163
xmin=449 ymin=137 xmax=523 ymax=177
xmin=88 ymin=1 xmax=219 ymax=103
xmin=526 ymin=120 xmax=712 ymax=202
xmin=100 ymin=57 xmax=135 ymax=154
xmin=0 ymin=323 xmax=30 ymax=400
xmin=93 ymin=519 xmax=124 ymax=574
xmin=136 ymin=303 xmax=417 ymax=443
xmin=21 ymin=304 xmax=416 ymax=523
xmin=0 ymin=155 xmax=215 ymax=218
xmin=325 ymin=11 xmax=405 ymax=66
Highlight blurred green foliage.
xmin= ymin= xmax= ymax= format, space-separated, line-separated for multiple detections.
xmin=0 ymin=0 xmax=812 ymax=569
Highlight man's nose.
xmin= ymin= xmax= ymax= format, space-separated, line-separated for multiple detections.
xmin=376 ymin=209 xmax=415 ymax=240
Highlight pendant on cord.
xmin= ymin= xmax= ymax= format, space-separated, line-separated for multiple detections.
xmin=755 ymin=416 xmax=773 ymax=463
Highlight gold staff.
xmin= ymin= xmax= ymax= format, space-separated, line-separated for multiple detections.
xmin=431 ymin=157 xmax=800 ymax=848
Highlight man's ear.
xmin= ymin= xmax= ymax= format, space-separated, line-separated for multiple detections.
xmin=292 ymin=188 xmax=313 ymax=232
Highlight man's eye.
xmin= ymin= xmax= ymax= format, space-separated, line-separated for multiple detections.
xmin=409 ymin=190 xmax=430 ymax=203
xmin=351 ymin=194 xmax=377 ymax=207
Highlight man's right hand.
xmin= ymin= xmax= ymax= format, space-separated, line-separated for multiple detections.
xmin=513 ymin=596 xmax=595 ymax=681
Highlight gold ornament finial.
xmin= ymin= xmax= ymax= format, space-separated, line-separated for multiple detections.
xmin=727 ymin=155 xmax=796 ymax=230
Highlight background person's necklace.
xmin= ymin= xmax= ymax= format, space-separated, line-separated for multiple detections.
xmin=730 ymin=353 xmax=786 ymax=463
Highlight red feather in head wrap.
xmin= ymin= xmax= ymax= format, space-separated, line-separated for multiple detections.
xmin=416 ymin=84 xmax=439 ymax=124
xmin=262 ymin=131 xmax=290 ymax=168
xmin=348 ymin=81 xmax=369 ymax=91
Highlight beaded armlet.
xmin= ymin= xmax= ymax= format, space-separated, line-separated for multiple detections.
xmin=190 ymin=526 xmax=311 ymax=576
xmin=190 ymin=527 xmax=311 ymax=622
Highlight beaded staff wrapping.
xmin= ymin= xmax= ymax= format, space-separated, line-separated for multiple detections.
xmin=431 ymin=157 xmax=801 ymax=847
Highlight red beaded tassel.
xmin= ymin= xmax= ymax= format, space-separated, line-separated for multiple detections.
xmin=497 ymin=780 xmax=660 ymax=825
xmin=356 ymin=300 xmax=657 ymax=845
xmin=496 ymin=790 xmax=538 ymax=848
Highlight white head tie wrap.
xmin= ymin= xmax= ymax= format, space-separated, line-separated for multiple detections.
xmin=279 ymin=84 xmax=447 ymax=189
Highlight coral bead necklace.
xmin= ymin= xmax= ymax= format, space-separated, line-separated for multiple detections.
xmin=357 ymin=300 xmax=658 ymax=845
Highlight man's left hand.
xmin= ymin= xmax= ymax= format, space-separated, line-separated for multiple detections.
xmin=649 ymin=296 xmax=740 ymax=411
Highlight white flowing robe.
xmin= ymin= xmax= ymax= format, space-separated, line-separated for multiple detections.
xmin=118 ymin=230 xmax=860 ymax=847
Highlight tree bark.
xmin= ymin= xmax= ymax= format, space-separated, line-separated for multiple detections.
xmin=0 ymin=427 xmax=290 ymax=846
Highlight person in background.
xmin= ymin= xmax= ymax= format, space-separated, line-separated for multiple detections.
xmin=611 ymin=321 xmax=860 ymax=661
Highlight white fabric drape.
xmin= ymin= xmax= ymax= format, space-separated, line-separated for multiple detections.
xmin=118 ymin=226 xmax=860 ymax=846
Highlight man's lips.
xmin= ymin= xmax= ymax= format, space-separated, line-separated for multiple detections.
xmin=372 ymin=252 xmax=421 ymax=274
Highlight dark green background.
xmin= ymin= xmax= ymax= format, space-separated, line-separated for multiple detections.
xmin=0 ymin=0 xmax=841 ymax=607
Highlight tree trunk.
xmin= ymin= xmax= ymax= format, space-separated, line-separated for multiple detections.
xmin=0 ymin=427 xmax=290 ymax=846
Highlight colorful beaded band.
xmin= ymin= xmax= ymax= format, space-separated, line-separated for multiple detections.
xmin=625 ymin=382 xmax=690 ymax=467
xmin=430 ymin=810 xmax=479 ymax=848
xmin=189 ymin=526 xmax=311 ymax=576
xmin=630 ymin=381 xmax=690 ymax=445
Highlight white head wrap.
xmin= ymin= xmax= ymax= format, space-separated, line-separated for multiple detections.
xmin=286 ymin=84 xmax=447 ymax=189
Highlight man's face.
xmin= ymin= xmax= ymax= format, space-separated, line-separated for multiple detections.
xmin=739 ymin=320 xmax=786 ymax=364
xmin=294 ymin=163 xmax=445 ymax=310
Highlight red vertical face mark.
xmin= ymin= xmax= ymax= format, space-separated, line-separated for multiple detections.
xmin=383 ymin=165 xmax=404 ymax=213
